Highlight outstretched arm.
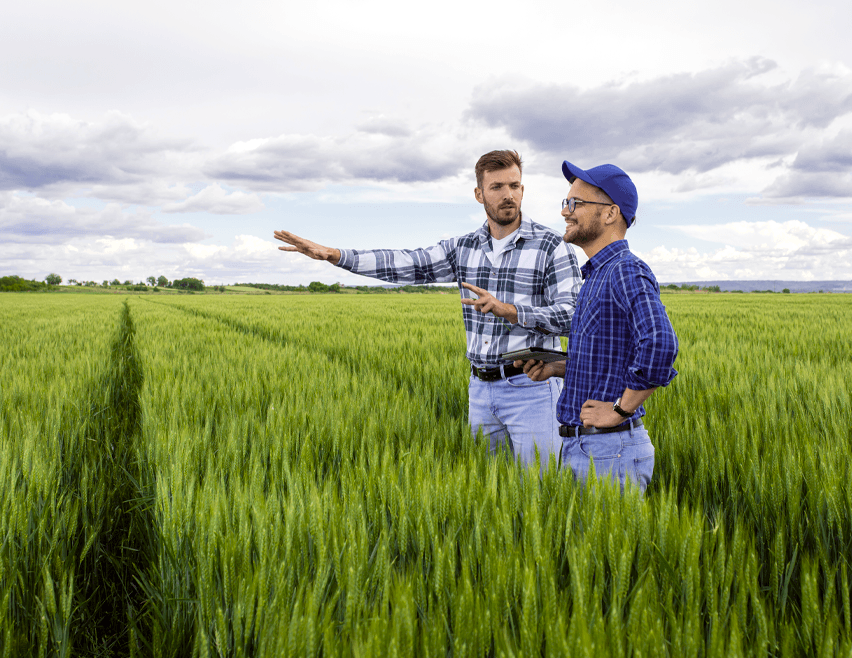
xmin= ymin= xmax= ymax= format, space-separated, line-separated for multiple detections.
xmin=274 ymin=230 xmax=341 ymax=265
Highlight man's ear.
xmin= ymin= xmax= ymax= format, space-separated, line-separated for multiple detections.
xmin=604 ymin=204 xmax=621 ymax=226
xmin=474 ymin=187 xmax=484 ymax=204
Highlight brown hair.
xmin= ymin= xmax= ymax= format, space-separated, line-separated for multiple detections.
xmin=475 ymin=150 xmax=523 ymax=189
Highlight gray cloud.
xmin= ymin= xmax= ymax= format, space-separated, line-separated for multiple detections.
xmin=761 ymin=129 xmax=852 ymax=198
xmin=354 ymin=115 xmax=413 ymax=137
xmin=792 ymin=129 xmax=852 ymax=172
xmin=466 ymin=59 xmax=852 ymax=186
xmin=0 ymin=110 xmax=198 ymax=196
xmin=205 ymin=127 xmax=473 ymax=191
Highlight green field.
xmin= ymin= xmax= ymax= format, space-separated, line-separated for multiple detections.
xmin=1 ymin=293 xmax=850 ymax=656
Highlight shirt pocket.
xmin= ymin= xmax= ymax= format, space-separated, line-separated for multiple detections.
xmin=577 ymin=298 xmax=601 ymax=336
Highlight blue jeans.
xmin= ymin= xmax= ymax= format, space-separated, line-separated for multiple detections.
xmin=468 ymin=371 xmax=563 ymax=473
xmin=560 ymin=422 xmax=654 ymax=493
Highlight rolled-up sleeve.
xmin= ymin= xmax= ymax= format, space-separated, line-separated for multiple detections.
xmin=514 ymin=241 xmax=582 ymax=336
xmin=617 ymin=265 xmax=679 ymax=390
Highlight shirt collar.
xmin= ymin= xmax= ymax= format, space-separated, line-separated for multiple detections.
xmin=476 ymin=213 xmax=532 ymax=244
xmin=580 ymin=240 xmax=629 ymax=279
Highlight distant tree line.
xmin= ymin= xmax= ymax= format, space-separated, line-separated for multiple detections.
xmin=242 ymin=282 xmax=456 ymax=294
xmin=661 ymin=283 xmax=792 ymax=294
xmin=0 ymin=274 xmax=215 ymax=293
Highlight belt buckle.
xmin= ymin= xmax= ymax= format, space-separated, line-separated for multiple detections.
xmin=474 ymin=366 xmax=500 ymax=381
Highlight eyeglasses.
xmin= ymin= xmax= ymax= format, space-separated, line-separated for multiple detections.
xmin=562 ymin=197 xmax=613 ymax=213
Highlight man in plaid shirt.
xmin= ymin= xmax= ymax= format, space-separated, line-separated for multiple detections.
xmin=518 ymin=160 xmax=678 ymax=493
xmin=274 ymin=150 xmax=581 ymax=471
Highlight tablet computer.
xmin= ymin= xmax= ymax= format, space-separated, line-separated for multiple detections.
xmin=501 ymin=347 xmax=568 ymax=363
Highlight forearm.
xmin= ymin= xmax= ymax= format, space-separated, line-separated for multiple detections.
xmin=499 ymin=304 xmax=518 ymax=324
xmin=516 ymin=359 xmax=565 ymax=381
xmin=616 ymin=387 xmax=657 ymax=414
xmin=336 ymin=245 xmax=454 ymax=284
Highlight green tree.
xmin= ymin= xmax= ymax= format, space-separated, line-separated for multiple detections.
xmin=157 ymin=275 xmax=169 ymax=287
xmin=172 ymin=277 xmax=205 ymax=291
xmin=146 ymin=276 xmax=156 ymax=286
xmin=782 ymin=288 xmax=791 ymax=294
xmin=45 ymin=273 xmax=62 ymax=285
xmin=308 ymin=281 xmax=329 ymax=293
xmin=111 ymin=279 xmax=121 ymax=286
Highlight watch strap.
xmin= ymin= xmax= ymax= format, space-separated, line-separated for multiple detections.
xmin=613 ymin=397 xmax=632 ymax=418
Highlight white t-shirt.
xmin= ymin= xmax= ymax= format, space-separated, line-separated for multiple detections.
xmin=487 ymin=228 xmax=519 ymax=266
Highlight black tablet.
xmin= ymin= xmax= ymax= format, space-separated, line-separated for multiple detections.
xmin=500 ymin=347 xmax=567 ymax=363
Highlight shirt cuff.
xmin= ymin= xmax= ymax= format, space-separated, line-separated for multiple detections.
xmin=626 ymin=366 xmax=677 ymax=391
xmin=336 ymin=249 xmax=354 ymax=269
xmin=515 ymin=304 xmax=535 ymax=329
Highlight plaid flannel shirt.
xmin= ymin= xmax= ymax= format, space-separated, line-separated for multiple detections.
xmin=336 ymin=216 xmax=582 ymax=368
xmin=556 ymin=240 xmax=679 ymax=426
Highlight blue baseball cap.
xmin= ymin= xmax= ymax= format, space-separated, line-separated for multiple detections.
xmin=562 ymin=161 xmax=638 ymax=227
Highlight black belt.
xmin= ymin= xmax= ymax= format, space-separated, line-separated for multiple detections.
xmin=559 ymin=419 xmax=643 ymax=437
xmin=471 ymin=364 xmax=525 ymax=381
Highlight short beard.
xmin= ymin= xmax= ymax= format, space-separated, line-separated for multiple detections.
xmin=565 ymin=209 xmax=605 ymax=245
xmin=484 ymin=200 xmax=521 ymax=226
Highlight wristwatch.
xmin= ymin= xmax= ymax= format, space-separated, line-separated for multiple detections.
xmin=613 ymin=397 xmax=632 ymax=418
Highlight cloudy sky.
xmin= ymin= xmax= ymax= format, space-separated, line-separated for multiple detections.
xmin=3 ymin=0 xmax=852 ymax=286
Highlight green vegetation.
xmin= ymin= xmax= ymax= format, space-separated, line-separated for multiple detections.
xmin=0 ymin=275 xmax=50 ymax=291
xmin=171 ymin=277 xmax=205 ymax=291
xmin=1 ymin=293 xmax=850 ymax=656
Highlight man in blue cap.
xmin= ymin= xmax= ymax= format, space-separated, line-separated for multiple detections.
xmin=517 ymin=161 xmax=678 ymax=493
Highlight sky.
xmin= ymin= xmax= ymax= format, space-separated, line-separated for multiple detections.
xmin=2 ymin=0 xmax=852 ymax=286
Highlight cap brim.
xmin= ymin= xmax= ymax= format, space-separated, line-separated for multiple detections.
xmin=562 ymin=160 xmax=597 ymax=187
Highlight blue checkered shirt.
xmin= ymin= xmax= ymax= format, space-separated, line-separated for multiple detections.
xmin=336 ymin=216 xmax=582 ymax=368
xmin=556 ymin=240 xmax=678 ymax=426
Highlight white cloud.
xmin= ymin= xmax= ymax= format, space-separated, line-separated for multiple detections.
xmin=642 ymin=220 xmax=852 ymax=280
xmin=162 ymin=184 xmax=264 ymax=215
xmin=0 ymin=192 xmax=207 ymax=243
xmin=675 ymin=219 xmax=850 ymax=252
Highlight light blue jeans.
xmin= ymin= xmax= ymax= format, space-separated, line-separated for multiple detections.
xmin=468 ymin=370 xmax=563 ymax=473
xmin=560 ymin=422 xmax=655 ymax=494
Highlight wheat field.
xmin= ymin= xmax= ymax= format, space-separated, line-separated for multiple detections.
xmin=1 ymin=292 xmax=850 ymax=656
